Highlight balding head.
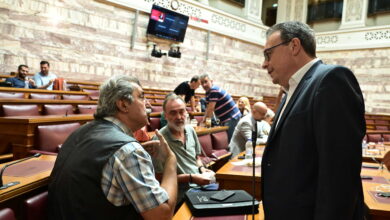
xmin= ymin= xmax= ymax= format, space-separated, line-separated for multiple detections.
xmin=252 ymin=102 xmax=268 ymax=121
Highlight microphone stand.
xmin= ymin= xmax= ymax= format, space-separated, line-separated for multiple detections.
xmin=251 ymin=121 xmax=258 ymax=220
xmin=0 ymin=153 xmax=41 ymax=190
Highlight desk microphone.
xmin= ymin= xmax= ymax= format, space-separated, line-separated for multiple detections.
xmin=251 ymin=119 xmax=258 ymax=220
xmin=0 ymin=153 xmax=41 ymax=190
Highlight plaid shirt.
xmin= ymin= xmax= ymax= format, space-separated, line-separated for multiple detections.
xmin=101 ymin=117 xmax=169 ymax=213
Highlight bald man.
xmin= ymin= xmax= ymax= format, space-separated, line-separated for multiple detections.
xmin=229 ymin=102 xmax=270 ymax=157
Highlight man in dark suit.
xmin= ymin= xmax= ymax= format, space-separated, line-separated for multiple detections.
xmin=261 ymin=21 xmax=366 ymax=220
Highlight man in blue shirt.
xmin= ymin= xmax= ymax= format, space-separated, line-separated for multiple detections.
xmin=5 ymin=65 xmax=36 ymax=88
xmin=33 ymin=61 xmax=57 ymax=90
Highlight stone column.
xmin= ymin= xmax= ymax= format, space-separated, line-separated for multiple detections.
xmin=245 ymin=0 xmax=263 ymax=24
xmin=339 ymin=0 xmax=369 ymax=29
xmin=276 ymin=0 xmax=308 ymax=23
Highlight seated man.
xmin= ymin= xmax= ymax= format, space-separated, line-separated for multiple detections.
xmin=153 ymin=93 xmax=215 ymax=204
xmin=33 ymin=60 xmax=57 ymax=90
xmin=229 ymin=102 xmax=270 ymax=157
xmin=49 ymin=75 xmax=178 ymax=220
xmin=5 ymin=65 xmax=36 ymax=88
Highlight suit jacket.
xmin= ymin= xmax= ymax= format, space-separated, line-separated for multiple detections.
xmin=229 ymin=114 xmax=270 ymax=157
xmin=261 ymin=61 xmax=366 ymax=220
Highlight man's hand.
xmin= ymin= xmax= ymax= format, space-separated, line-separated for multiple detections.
xmin=191 ymin=174 xmax=211 ymax=185
xmin=141 ymin=140 xmax=160 ymax=158
xmin=154 ymin=129 xmax=176 ymax=161
xmin=28 ymin=79 xmax=36 ymax=87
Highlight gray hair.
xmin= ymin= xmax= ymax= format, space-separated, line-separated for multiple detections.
xmin=95 ymin=75 xmax=141 ymax=119
xmin=199 ymin=73 xmax=211 ymax=81
xmin=163 ymin=93 xmax=185 ymax=112
xmin=266 ymin=21 xmax=316 ymax=58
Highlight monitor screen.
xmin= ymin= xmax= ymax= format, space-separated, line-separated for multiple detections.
xmin=146 ymin=5 xmax=189 ymax=42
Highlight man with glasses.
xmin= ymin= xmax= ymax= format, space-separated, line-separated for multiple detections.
xmin=261 ymin=21 xmax=366 ymax=219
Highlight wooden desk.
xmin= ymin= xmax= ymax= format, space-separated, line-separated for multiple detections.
xmin=362 ymin=145 xmax=390 ymax=163
xmin=0 ymin=115 xmax=93 ymax=158
xmin=361 ymin=163 xmax=390 ymax=220
xmin=0 ymin=154 xmax=56 ymax=203
xmin=173 ymin=202 xmax=264 ymax=220
xmin=216 ymin=146 xmax=264 ymax=200
xmin=0 ymin=87 xmax=89 ymax=99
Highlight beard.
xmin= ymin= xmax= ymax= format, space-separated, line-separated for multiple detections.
xmin=168 ymin=121 xmax=185 ymax=132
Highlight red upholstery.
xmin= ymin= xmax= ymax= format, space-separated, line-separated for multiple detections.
xmin=211 ymin=131 xmax=229 ymax=150
xmin=212 ymin=149 xmax=231 ymax=159
xmin=0 ymin=208 xmax=15 ymax=220
xmin=43 ymin=104 xmax=73 ymax=116
xmin=0 ymin=92 xmax=24 ymax=99
xmin=199 ymin=155 xmax=214 ymax=165
xmin=148 ymin=117 xmax=161 ymax=131
xmin=151 ymin=106 xmax=163 ymax=112
xmin=365 ymin=119 xmax=374 ymax=123
xmin=83 ymin=89 xmax=100 ymax=100
xmin=375 ymin=125 xmax=389 ymax=131
xmin=62 ymin=94 xmax=89 ymax=100
xmin=23 ymin=191 xmax=48 ymax=220
xmin=153 ymin=93 xmax=165 ymax=97
xmin=186 ymin=107 xmax=192 ymax=112
xmin=35 ymin=123 xmax=80 ymax=154
xmin=77 ymin=105 xmax=97 ymax=114
xmin=383 ymin=134 xmax=390 ymax=141
xmin=367 ymin=134 xmax=382 ymax=142
xmin=2 ymin=105 xmax=40 ymax=116
xmin=29 ymin=93 xmax=56 ymax=100
xmin=193 ymin=116 xmax=203 ymax=124
xmin=374 ymin=120 xmax=389 ymax=124
xmin=154 ymin=99 xmax=164 ymax=103
xmin=198 ymin=134 xmax=214 ymax=157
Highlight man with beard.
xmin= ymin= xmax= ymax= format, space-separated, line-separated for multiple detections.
xmin=33 ymin=60 xmax=57 ymax=90
xmin=153 ymin=93 xmax=215 ymax=204
xmin=5 ymin=65 xmax=36 ymax=88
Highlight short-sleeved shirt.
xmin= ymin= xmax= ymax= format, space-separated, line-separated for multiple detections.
xmin=33 ymin=72 xmax=57 ymax=90
xmin=101 ymin=117 xmax=169 ymax=213
xmin=174 ymin=81 xmax=194 ymax=103
xmin=5 ymin=77 xmax=36 ymax=88
xmin=206 ymin=85 xmax=241 ymax=123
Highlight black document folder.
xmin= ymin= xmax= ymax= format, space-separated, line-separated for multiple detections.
xmin=185 ymin=190 xmax=259 ymax=217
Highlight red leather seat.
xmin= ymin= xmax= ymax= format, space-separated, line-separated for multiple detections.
xmin=43 ymin=104 xmax=74 ymax=115
xmin=29 ymin=93 xmax=56 ymax=100
xmin=148 ymin=117 xmax=161 ymax=131
xmin=211 ymin=131 xmax=229 ymax=150
xmin=374 ymin=120 xmax=389 ymax=124
xmin=77 ymin=104 xmax=97 ymax=114
xmin=83 ymin=89 xmax=100 ymax=100
xmin=0 ymin=208 xmax=16 ymax=220
xmin=193 ymin=116 xmax=203 ymax=125
xmin=32 ymin=123 xmax=80 ymax=155
xmin=0 ymin=92 xmax=24 ymax=99
xmin=154 ymin=99 xmax=164 ymax=103
xmin=367 ymin=134 xmax=382 ymax=142
xmin=23 ymin=191 xmax=48 ymax=220
xmin=365 ymin=119 xmax=374 ymax=123
xmin=383 ymin=134 xmax=390 ymax=141
xmin=151 ymin=106 xmax=163 ymax=113
xmin=198 ymin=134 xmax=214 ymax=158
xmin=2 ymin=105 xmax=40 ymax=116
xmin=62 ymin=94 xmax=89 ymax=100
xmin=375 ymin=125 xmax=389 ymax=131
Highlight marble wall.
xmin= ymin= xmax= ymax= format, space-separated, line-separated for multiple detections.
xmin=0 ymin=0 xmax=389 ymax=114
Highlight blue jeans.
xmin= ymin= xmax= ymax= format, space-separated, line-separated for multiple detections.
xmin=223 ymin=116 xmax=240 ymax=143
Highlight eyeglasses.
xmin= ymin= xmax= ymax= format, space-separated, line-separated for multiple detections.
xmin=263 ymin=40 xmax=291 ymax=61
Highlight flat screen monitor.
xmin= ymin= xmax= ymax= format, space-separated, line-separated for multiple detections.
xmin=146 ymin=5 xmax=189 ymax=42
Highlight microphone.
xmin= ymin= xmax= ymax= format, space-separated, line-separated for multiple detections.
xmin=251 ymin=118 xmax=258 ymax=220
xmin=0 ymin=153 xmax=41 ymax=190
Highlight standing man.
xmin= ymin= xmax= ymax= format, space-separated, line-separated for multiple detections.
xmin=33 ymin=61 xmax=57 ymax=90
xmin=261 ymin=21 xmax=366 ymax=219
xmin=5 ymin=65 xmax=36 ymax=88
xmin=153 ymin=93 xmax=215 ymax=204
xmin=173 ymin=76 xmax=201 ymax=112
xmin=229 ymin=102 xmax=270 ymax=157
xmin=199 ymin=74 xmax=241 ymax=142
xmin=49 ymin=75 xmax=178 ymax=220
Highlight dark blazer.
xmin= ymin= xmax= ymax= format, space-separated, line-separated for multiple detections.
xmin=261 ymin=60 xmax=366 ymax=220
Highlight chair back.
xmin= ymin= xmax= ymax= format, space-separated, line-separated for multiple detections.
xmin=211 ymin=131 xmax=229 ymax=150
xmin=77 ymin=104 xmax=97 ymax=114
xmin=0 ymin=92 xmax=24 ymax=99
xmin=384 ymin=151 xmax=390 ymax=171
xmin=62 ymin=94 xmax=89 ymax=100
xmin=36 ymin=123 xmax=80 ymax=153
xmin=23 ymin=191 xmax=48 ymax=220
xmin=83 ymin=89 xmax=100 ymax=100
xmin=30 ymin=93 xmax=56 ymax=100
xmin=151 ymin=106 xmax=163 ymax=113
xmin=2 ymin=105 xmax=40 ymax=116
xmin=367 ymin=134 xmax=382 ymax=142
xmin=43 ymin=104 xmax=73 ymax=115
xmin=198 ymin=134 xmax=213 ymax=157
xmin=148 ymin=117 xmax=161 ymax=131
xmin=0 ymin=208 xmax=15 ymax=220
